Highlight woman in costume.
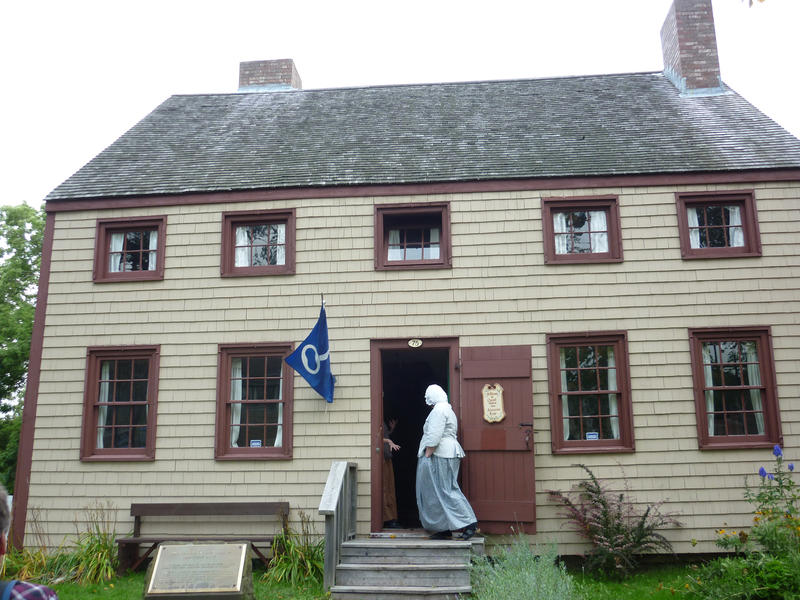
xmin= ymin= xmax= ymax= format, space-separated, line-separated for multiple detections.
xmin=416 ymin=384 xmax=478 ymax=540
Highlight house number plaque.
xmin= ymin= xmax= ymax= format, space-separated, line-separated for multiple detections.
xmin=481 ymin=383 xmax=506 ymax=423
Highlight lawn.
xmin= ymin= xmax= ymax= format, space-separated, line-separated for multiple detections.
xmin=573 ymin=564 xmax=692 ymax=599
xmin=48 ymin=564 xmax=690 ymax=599
xmin=51 ymin=570 xmax=327 ymax=600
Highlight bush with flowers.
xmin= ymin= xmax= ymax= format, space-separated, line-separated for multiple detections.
xmin=687 ymin=445 xmax=800 ymax=599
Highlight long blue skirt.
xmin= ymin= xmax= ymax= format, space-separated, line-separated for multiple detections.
xmin=416 ymin=456 xmax=477 ymax=532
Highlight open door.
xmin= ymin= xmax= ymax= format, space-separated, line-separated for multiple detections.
xmin=370 ymin=338 xmax=459 ymax=532
xmin=460 ymin=345 xmax=535 ymax=534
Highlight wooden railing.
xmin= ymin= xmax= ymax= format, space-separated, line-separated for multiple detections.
xmin=318 ymin=461 xmax=358 ymax=590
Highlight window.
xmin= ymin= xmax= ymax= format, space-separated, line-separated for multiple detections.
xmin=221 ymin=209 xmax=296 ymax=276
xmin=542 ymin=196 xmax=622 ymax=263
xmin=80 ymin=346 xmax=159 ymax=461
xmin=689 ymin=327 xmax=781 ymax=449
xmin=93 ymin=217 xmax=166 ymax=282
xmin=216 ymin=343 xmax=293 ymax=459
xmin=546 ymin=332 xmax=634 ymax=453
xmin=375 ymin=203 xmax=451 ymax=270
xmin=676 ymin=191 xmax=761 ymax=258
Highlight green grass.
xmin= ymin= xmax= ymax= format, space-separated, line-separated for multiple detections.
xmin=47 ymin=564 xmax=690 ymax=600
xmin=51 ymin=569 xmax=327 ymax=600
xmin=573 ymin=564 xmax=692 ymax=599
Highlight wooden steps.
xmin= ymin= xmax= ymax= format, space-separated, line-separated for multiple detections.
xmin=329 ymin=534 xmax=483 ymax=600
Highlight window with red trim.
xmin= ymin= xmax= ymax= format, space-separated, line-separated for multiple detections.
xmin=221 ymin=209 xmax=296 ymax=276
xmin=547 ymin=332 xmax=634 ymax=453
xmin=216 ymin=343 xmax=293 ymax=459
xmin=676 ymin=192 xmax=761 ymax=259
xmin=689 ymin=327 xmax=781 ymax=449
xmin=542 ymin=196 xmax=623 ymax=264
xmin=375 ymin=203 xmax=451 ymax=270
xmin=80 ymin=346 xmax=159 ymax=461
xmin=93 ymin=217 xmax=166 ymax=282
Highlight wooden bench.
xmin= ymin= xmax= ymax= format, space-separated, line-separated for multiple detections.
xmin=116 ymin=501 xmax=289 ymax=573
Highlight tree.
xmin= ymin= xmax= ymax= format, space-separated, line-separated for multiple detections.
xmin=0 ymin=203 xmax=44 ymax=492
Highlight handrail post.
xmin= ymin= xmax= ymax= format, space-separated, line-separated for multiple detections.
xmin=319 ymin=461 xmax=357 ymax=591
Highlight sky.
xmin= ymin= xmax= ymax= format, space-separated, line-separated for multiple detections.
xmin=1 ymin=0 xmax=798 ymax=210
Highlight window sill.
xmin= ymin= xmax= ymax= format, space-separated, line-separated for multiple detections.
xmin=80 ymin=453 xmax=155 ymax=462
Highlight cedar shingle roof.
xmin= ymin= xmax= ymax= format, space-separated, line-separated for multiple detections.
xmin=46 ymin=72 xmax=800 ymax=201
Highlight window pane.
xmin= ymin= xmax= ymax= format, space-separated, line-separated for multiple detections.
xmin=131 ymin=427 xmax=147 ymax=448
xmin=116 ymin=381 xmax=131 ymax=402
xmin=571 ymin=233 xmax=591 ymax=253
xmin=267 ymin=356 xmax=282 ymax=378
xmin=133 ymin=381 xmax=148 ymax=403
xmin=117 ymin=360 xmax=132 ymax=380
xmin=114 ymin=405 xmax=130 ymax=426
xmin=580 ymin=369 xmax=598 ymax=391
xmin=723 ymin=365 xmax=742 ymax=386
xmin=561 ymin=347 xmax=578 ymax=369
xmin=133 ymin=359 xmax=149 ymax=380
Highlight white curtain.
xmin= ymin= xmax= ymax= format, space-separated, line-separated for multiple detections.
xmin=108 ymin=233 xmax=125 ymax=272
xmin=589 ymin=211 xmax=609 ymax=253
xmin=146 ymin=230 xmax=158 ymax=270
xmin=425 ymin=227 xmax=440 ymax=259
xmin=559 ymin=356 xmax=571 ymax=440
xmin=553 ymin=213 xmax=569 ymax=254
xmin=96 ymin=361 xmax=111 ymax=448
xmin=728 ymin=206 xmax=745 ymax=248
xmin=687 ymin=207 xmax=701 ymax=249
xmin=387 ymin=229 xmax=403 ymax=261
xmin=274 ymin=224 xmax=286 ymax=265
xmin=742 ymin=341 xmax=765 ymax=434
xmin=234 ymin=227 xmax=250 ymax=267
xmin=230 ymin=358 xmax=243 ymax=447
xmin=606 ymin=349 xmax=619 ymax=439
xmin=273 ymin=370 xmax=284 ymax=447
xmin=702 ymin=344 xmax=716 ymax=435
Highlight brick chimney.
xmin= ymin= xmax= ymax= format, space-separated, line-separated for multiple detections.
xmin=660 ymin=0 xmax=724 ymax=95
xmin=238 ymin=59 xmax=302 ymax=92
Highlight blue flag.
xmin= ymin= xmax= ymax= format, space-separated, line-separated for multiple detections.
xmin=285 ymin=305 xmax=336 ymax=403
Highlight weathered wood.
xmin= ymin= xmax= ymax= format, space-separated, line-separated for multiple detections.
xmin=117 ymin=501 xmax=289 ymax=573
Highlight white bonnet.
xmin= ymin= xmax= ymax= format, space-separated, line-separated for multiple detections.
xmin=424 ymin=384 xmax=448 ymax=406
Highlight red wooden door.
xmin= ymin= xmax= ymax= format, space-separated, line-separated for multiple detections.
xmin=460 ymin=345 xmax=535 ymax=534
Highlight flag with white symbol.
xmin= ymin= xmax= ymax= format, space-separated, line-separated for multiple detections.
xmin=285 ymin=304 xmax=336 ymax=403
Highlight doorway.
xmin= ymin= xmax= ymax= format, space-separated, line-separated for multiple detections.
xmin=369 ymin=338 xmax=458 ymax=531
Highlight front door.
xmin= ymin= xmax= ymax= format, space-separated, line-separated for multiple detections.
xmin=460 ymin=345 xmax=536 ymax=534
xmin=370 ymin=338 xmax=459 ymax=531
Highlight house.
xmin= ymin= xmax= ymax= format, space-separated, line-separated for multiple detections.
xmin=13 ymin=0 xmax=800 ymax=559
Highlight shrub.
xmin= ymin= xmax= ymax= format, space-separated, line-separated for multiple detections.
xmin=471 ymin=535 xmax=575 ymax=600
xmin=262 ymin=511 xmax=324 ymax=586
xmin=548 ymin=464 xmax=681 ymax=579
xmin=72 ymin=501 xmax=118 ymax=584
xmin=687 ymin=446 xmax=800 ymax=600
xmin=2 ymin=502 xmax=117 ymax=585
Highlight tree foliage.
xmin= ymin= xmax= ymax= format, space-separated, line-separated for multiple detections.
xmin=0 ymin=203 xmax=44 ymax=411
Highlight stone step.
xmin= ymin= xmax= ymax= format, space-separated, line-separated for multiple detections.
xmin=335 ymin=563 xmax=470 ymax=587
xmin=329 ymin=584 xmax=471 ymax=600
xmin=340 ymin=539 xmax=474 ymax=565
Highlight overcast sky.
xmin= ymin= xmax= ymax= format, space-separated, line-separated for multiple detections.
xmin=1 ymin=0 xmax=798 ymax=210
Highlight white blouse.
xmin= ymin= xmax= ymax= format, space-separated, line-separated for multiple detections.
xmin=417 ymin=401 xmax=465 ymax=458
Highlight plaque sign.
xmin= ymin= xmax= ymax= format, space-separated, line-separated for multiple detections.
xmin=146 ymin=542 xmax=251 ymax=599
xmin=481 ymin=383 xmax=506 ymax=423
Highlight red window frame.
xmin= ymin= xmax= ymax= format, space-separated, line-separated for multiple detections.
xmin=688 ymin=327 xmax=781 ymax=450
xmin=676 ymin=191 xmax=761 ymax=259
xmin=80 ymin=346 xmax=159 ymax=461
xmin=221 ymin=209 xmax=296 ymax=277
xmin=546 ymin=331 xmax=634 ymax=454
xmin=215 ymin=343 xmax=294 ymax=460
xmin=541 ymin=196 xmax=623 ymax=264
xmin=375 ymin=202 xmax=451 ymax=270
xmin=93 ymin=216 xmax=166 ymax=282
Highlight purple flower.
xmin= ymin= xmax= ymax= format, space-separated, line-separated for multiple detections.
xmin=759 ymin=466 xmax=767 ymax=478
xmin=789 ymin=463 xmax=795 ymax=472
xmin=768 ymin=473 xmax=775 ymax=481
xmin=773 ymin=445 xmax=783 ymax=458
